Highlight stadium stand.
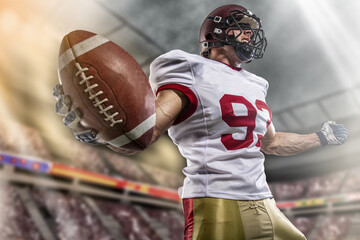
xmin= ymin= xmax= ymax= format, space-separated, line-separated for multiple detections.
xmin=102 ymin=150 xmax=156 ymax=184
xmin=141 ymin=206 xmax=184 ymax=240
xmin=271 ymin=179 xmax=307 ymax=201
xmin=31 ymin=188 xmax=115 ymax=240
xmin=341 ymin=168 xmax=360 ymax=193
xmin=0 ymin=120 xmax=52 ymax=160
xmin=270 ymin=168 xmax=359 ymax=202
xmin=96 ymin=199 xmax=163 ymax=240
xmin=0 ymin=184 xmax=44 ymax=240
xmin=311 ymin=214 xmax=352 ymax=240
xmin=61 ymin=141 xmax=111 ymax=176
xmin=289 ymin=216 xmax=317 ymax=239
xmin=305 ymin=172 xmax=346 ymax=198
xmin=2 ymin=117 xmax=360 ymax=239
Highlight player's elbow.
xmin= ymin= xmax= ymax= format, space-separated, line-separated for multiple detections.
xmin=261 ymin=142 xmax=299 ymax=156
xmin=261 ymin=143 xmax=277 ymax=155
xmin=260 ymin=139 xmax=284 ymax=156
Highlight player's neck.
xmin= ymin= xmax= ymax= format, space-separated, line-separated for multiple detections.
xmin=210 ymin=47 xmax=242 ymax=69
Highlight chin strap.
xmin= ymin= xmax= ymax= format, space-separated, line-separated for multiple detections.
xmin=201 ymin=41 xmax=226 ymax=58
xmin=201 ymin=41 xmax=253 ymax=62
xmin=201 ymin=41 xmax=226 ymax=49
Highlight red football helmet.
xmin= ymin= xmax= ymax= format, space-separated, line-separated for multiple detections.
xmin=199 ymin=4 xmax=267 ymax=63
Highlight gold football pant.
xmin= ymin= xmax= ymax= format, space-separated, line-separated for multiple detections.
xmin=182 ymin=197 xmax=306 ymax=240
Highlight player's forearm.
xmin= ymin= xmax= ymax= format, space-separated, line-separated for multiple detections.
xmin=261 ymin=132 xmax=321 ymax=156
xmin=150 ymin=102 xmax=176 ymax=144
xmin=150 ymin=89 xmax=189 ymax=144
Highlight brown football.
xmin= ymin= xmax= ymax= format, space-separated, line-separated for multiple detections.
xmin=58 ymin=30 xmax=155 ymax=150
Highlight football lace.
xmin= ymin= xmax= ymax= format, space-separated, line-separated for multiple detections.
xmin=75 ymin=62 xmax=123 ymax=127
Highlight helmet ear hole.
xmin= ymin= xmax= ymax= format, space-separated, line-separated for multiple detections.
xmin=205 ymin=33 xmax=213 ymax=40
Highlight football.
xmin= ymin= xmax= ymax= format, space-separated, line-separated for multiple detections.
xmin=58 ymin=30 xmax=155 ymax=151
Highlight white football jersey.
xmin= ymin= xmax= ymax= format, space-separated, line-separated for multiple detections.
xmin=149 ymin=50 xmax=273 ymax=200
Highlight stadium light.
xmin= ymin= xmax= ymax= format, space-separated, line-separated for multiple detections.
xmin=293 ymin=0 xmax=360 ymax=87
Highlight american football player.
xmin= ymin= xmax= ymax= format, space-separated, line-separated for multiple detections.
xmin=54 ymin=4 xmax=347 ymax=240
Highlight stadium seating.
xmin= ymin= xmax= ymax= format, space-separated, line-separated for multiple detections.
xmin=142 ymin=206 xmax=184 ymax=240
xmin=0 ymin=185 xmax=44 ymax=240
xmin=312 ymin=214 xmax=351 ymax=240
xmin=305 ymin=172 xmax=346 ymax=198
xmin=341 ymin=168 xmax=360 ymax=193
xmin=31 ymin=188 xmax=114 ymax=240
xmin=271 ymin=179 xmax=307 ymax=201
xmin=289 ymin=216 xmax=317 ymax=238
xmin=102 ymin=150 xmax=156 ymax=184
xmin=0 ymin=121 xmax=52 ymax=160
xmin=271 ymin=168 xmax=359 ymax=201
xmin=2 ymin=117 xmax=360 ymax=240
xmin=96 ymin=199 xmax=163 ymax=240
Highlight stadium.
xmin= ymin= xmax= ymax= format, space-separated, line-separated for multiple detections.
xmin=0 ymin=0 xmax=359 ymax=239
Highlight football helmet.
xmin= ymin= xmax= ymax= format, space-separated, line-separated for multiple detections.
xmin=199 ymin=4 xmax=267 ymax=63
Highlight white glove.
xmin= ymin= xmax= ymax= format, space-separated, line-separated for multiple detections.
xmin=316 ymin=121 xmax=348 ymax=146
xmin=53 ymin=84 xmax=105 ymax=145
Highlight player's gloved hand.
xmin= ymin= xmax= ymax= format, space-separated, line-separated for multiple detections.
xmin=316 ymin=121 xmax=347 ymax=146
xmin=53 ymin=84 xmax=105 ymax=145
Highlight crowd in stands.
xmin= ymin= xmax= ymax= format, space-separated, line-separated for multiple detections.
xmin=270 ymin=179 xmax=307 ymax=201
xmin=5 ymin=118 xmax=360 ymax=201
xmin=0 ymin=117 xmax=184 ymax=190
xmin=312 ymin=214 xmax=352 ymax=240
xmin=305 ymin=172 xmax=346 ymax=198
xmin=269 ymin=168 xmax=360 ymax=201
xmin=290 ymin=216 xmax=317 ymax=239
xmin=0 ymin=184 xmax=43 ymax=240
xmin=341 ymin=168 xmax=360 ymax=193
xmin=0 ymin=120 xmax=52 ymax=160
xmin=60 ymin=140 xmax=111 ymax=175
xmin=2 ymin=183 xmax=360 ymax=240
xmin=4 ymin=118 xmax=360 ymax=202
xmin=3 ymin=118 xmax=360 ymax=239
xmin=31 ymin=188 xmax=114 ymax=240
xmin=102 ymin=150 xmax=156 ymax=184
xmin=142 ymin=206 xmax=184 ymax=240
xmin=97 ymin=199 xmax=164 ymax=240
xmin=0 ymin=183 xmax=184 ymax=240
xmin=289 ymin=214 xmax=355 ymax=240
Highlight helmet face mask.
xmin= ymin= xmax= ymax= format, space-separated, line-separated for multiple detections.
xmin=199 ymin=5 xmax=267 ymax=63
